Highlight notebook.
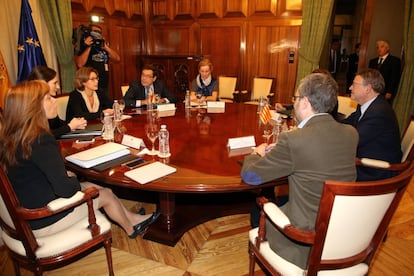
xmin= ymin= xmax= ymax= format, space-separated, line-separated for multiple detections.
xmin=65 ymin=142 xmax=130 ymax=168
xmin=124 ymin=161 xmax=177 ymax=184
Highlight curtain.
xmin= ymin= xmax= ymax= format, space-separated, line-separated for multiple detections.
xmin=393 ymin=0 xmax=414 ymax=131
xmin=295 ymin=0 xmax=335 ymax=87
xmin=39 ymin=0 xmax=76 ymax=92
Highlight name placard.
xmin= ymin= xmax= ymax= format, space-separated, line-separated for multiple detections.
xmin=121 ymin=134 xmax=144 ymax=149
xmin=157 ymin=103 xmax=176 ymax=111
xmin=227 ymin=135 xmax=256 ymax=149
xmin=207 ymin=101 xmax=225 ymax=113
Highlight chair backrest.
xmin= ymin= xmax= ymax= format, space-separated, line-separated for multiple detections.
xmin=306 ymin=161 xmax=414 ymax=273
xmin=121 ymin=85 xmax=129 ymax=97
xmin=337 ymin=95 xmax=357 ymax=117
xmin=0 ymin=165 xmax=38 ymax=259
xmin=56 ymin=95 xmax=69 ymax=121
xmin=251 ymin=77 xmax=274 ymax=101
xmin=218 ymin=76 xmax=237 ymax=100
xmin=401 ymin=115 xmax=414 ymax=162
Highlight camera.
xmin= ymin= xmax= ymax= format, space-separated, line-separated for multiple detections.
xmin=73 ymin=24 xmax=105 ymax=52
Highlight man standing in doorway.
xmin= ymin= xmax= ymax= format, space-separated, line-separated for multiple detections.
xmin=368 ymin=40 xmax=401 ymax=103
xmin=329 ymin=39 xmax=341 ymax=79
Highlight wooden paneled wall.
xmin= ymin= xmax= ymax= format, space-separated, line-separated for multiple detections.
xmin=71 ymin=0 xmax=302 ymax=103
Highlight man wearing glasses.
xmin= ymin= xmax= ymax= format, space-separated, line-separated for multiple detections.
xmin=241 ymin=73 xmax=358 ymax=269
xmin=343 ymin=68 xmax=402 ymax=181
xmin=124 ymin=64 xmax=177 ymax=108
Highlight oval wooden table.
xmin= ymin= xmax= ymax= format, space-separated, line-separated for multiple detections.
xmin=60 ymin=102 xmax=287 ymax=246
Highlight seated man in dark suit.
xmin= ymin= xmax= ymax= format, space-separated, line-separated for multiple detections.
xmin=241 ymin=73 xmax=358 ymax=269
xmin=343 ymin=68 xmax=402 ymax=181
xmin=368 ymin=40 xmax=401 ymax=103
xmin=124 ymin=64 xmax=177 ymax=108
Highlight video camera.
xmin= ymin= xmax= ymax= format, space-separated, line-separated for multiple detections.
xmin=73 ymin=24 xmax=105 ymax=53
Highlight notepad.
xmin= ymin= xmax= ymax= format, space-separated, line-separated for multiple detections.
xmin=124 ymin=161 xmax=177 ymax=184
xmin=65 ymin=142 xmax=130 ymax=168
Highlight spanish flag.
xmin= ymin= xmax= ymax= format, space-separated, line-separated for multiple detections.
xmin=0 ymin=50 xmax=10 ymax=109
xmin=259 ymin=104 xmax=271 ymax=124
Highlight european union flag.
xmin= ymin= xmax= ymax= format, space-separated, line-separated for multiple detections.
xmin=17 ymin=0 xmax=47 ymax=82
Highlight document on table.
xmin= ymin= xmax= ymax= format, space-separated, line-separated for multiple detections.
xmin=65 ymin=142 xmax=130 ymax=168
xmin=124 ymin=161 xmax=176 ymax=184
xmin=227 ymin=135 xmax=256 ymax=149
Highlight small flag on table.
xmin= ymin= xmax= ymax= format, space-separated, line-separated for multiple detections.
xmin=17 ymin=0 xmax=47 ymax=82
xmin=259 ymin=104 xmax=271 ymax=124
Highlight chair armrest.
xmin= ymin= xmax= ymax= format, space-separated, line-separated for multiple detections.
xmin=360 ymin=158 xmax=390 ymax=168
xmin=18 ymin=187 xmax=99 ymax=220
xmin=356 ymin=158 xmax=411 ymax=172
xmin=47 ymin=191 xmax=84 ymax=211
xmin=258 ymin=197 xmax=316 ymax=244
xmin=263 ymin=202 xmax=291 ymax=228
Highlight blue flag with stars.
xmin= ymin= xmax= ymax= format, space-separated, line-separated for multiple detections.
xmin=17 ymin=0 xmax=47 ymax=82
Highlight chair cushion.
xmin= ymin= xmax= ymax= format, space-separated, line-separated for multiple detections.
xmin=1 ymin=210 xmax=111 ymax=259
xmin=249 ymin=228 xmax=368 ymax=276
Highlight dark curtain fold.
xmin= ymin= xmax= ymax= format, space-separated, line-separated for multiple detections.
xmin=39 ymin=0 xmax=75 ymax=92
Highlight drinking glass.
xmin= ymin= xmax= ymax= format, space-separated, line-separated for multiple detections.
xmin=145 ymin=123 xmax=159 ymax=155
xmin=196 ymin=91 xmax=203 ymax=108
xmin=261 ymin=123 xmax=273 ymax=144
xmin=118 ymin=99 xmax=125 ymax=116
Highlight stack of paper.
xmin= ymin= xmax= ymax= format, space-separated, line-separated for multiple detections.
xmin=65 ymin=142 xmax=130 ymax=168
xmin=124 ymin=161 xmax=176 ymax=184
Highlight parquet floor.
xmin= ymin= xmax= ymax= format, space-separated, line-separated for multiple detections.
xmin=1 ymin=176 xmax=414 ymax=275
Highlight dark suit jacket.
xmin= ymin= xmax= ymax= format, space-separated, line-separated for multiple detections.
xmin=48 ymin=116 xmax=70 ymax=139
xmin=368 ymin=55 xmax=401 ymax=100
xmin=66 ymin=89 xmax=113 ymax=122
xmin=124 ymin=79 xmax=177 ymax=108
xmin=241 ymin=114 xmax=358 ymax=268
xmin=342 ymin=95 xmax=402 ymax=181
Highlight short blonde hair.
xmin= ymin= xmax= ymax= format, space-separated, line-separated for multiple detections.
xmin=198 ymin=58 xmax=213 ymax=71
xmin=74 ymin=67 xmax=98 ymax=90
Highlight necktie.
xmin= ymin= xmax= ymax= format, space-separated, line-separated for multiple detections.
xmin=378 ymin=57 xmax=383 ymax=69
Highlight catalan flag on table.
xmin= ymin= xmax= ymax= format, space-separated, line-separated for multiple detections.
xmin=17 ymin=0 xmax=47 ymax=82
xmin=259 ymin=104 xmax=271 ymax=124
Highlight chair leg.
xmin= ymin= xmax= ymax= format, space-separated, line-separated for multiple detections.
xmin=104 ymin=239 xmax=114 ymax=276
xmin=248 ymin=242 xmax=255 ymax=276
xmin=12 ymin=260 xmax=21 ymax=276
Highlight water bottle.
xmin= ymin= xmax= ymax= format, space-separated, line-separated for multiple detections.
xmin=185 ymin=90 xmax=190 ymax=108
xmin=102 ymin=112 xmax=114 ymax=140
xmin=113 ymin=100 xmax=122 ymax=123
xmin=158 ymin=124 xmax=170 ymax=158
xmin=257 ymin=96 xmax=265 ymax=114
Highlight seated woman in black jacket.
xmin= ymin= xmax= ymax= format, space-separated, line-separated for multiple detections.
xmin=27 ymin=66 xmax=87 ymax=138
xmin=66 ymin=67 xmax=113 ymax=122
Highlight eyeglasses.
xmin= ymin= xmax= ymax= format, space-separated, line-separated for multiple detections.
xmin=291 ymin=95 xmax=303 ymax=103
xmin=88 ymin=77 xmax=99 ymax=81
xmin=352 ymin=82 xmax=365 ymax=86
xmin=141 ymin=74 xmax=154 ymax=79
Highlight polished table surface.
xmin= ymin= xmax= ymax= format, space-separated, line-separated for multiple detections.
xmin=60 ymin=103 xmax=285 ymax=245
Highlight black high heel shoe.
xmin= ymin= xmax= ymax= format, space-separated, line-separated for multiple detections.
xmin=128 ymin=211 xmax=161 ymax=239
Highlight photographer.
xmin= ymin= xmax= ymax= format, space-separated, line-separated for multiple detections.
xmin=74 ymin=24 xmax=120 ymax=99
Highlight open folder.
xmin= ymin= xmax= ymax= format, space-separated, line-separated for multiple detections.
xmin=65 ymin=142 xmax=130 ymax=168
xmin=59 ymin=124 xmax=102 ymax=139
